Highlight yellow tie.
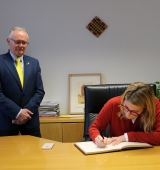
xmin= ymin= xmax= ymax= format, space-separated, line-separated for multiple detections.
xmin=16 ymin=58 xmax=24 ymax=87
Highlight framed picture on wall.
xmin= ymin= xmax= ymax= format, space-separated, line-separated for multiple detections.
xmin=68 ymin=73 xmax=102 ymax=114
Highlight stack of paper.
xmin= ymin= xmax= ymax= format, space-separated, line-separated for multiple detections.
xmin=39 ymin=101 xmax=60 ymax=117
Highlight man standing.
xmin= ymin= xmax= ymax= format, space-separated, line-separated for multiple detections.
xmin=0 ymin=27 xmax=45 ymax=137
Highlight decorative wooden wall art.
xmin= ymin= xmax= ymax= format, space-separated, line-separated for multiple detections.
xmin=86 ymin=16 xmax=108 ymax=37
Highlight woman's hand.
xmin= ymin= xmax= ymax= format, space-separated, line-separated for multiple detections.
xmin=95 ymin=135 xmax=107 ymax=148
xmin=106 ymin=135 xmax=126 ymax=146
xmin=95 ymin=135 xmax=126 ymax=147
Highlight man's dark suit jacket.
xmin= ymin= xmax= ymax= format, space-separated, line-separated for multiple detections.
xmin=0 ymin=52 xmax=45 ymax=130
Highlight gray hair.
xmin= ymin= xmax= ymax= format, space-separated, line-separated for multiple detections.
xmin=8 ymin=27 xmax=29 ymax=41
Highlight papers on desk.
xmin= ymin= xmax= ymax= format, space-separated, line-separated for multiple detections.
xmin=60 ymin=114 xmax=84 ymax=118
xmin=39 ymin=101 xmax=60 ymax=117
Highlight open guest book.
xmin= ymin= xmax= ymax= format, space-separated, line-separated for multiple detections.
xmin=74 ymin=141 xmax=153 ymax=155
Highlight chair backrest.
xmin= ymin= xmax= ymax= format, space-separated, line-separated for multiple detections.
xmin=82 ymin=83 xmax=156 ymax=141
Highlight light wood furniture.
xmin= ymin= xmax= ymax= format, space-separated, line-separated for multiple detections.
xmin=40 ymin=115 xmax=84 ymax=142
xmin=0 ymin=135 xmax=160 ymax=170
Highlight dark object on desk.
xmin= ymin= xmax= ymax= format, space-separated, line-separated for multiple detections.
xmin=82 ymin=83 xmax=156 ymax=142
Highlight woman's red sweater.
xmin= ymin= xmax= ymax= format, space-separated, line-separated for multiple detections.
xmin=89 ymin=96 xmax=160 ymax=145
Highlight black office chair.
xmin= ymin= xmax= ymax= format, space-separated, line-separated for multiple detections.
xmin=82 ymin=83 xmax=156 ymax=141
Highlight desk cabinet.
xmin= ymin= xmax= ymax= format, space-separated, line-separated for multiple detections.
xmin=62 ymin=123 xmax=84 ymax=142
xmin=40 ymin=123 xmax=62 ymax=142
xmin=40 ymin=116 xmax=84 ymax=143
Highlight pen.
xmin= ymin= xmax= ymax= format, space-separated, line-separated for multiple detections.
xmin=99 ymin=129 xmax=104 ymax=139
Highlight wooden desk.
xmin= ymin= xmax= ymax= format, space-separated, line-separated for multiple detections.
xmin=0 ymin=135 xmax=159 ymax=170
xmin=40 ymin=115 xmax=84 ymax=142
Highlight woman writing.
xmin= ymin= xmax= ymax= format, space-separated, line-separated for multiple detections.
xmin=89 ymin=82 xmax=160 ymax=147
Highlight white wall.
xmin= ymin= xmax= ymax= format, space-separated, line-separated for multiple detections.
xmin=0 ymin=0 xmax=160 ymax=113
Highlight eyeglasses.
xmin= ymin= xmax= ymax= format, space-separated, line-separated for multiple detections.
xmin=9 ymin=38 xmax=29 ymax=46
xmin=120 ymin=104 xmax=142 ymax=117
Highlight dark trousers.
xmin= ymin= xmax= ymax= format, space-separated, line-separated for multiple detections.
xmin=0 ymin=126 xmax=41 ymax=137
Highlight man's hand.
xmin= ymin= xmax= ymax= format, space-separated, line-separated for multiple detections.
xmin=12 ymin=109 xmax=33 ymax=125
